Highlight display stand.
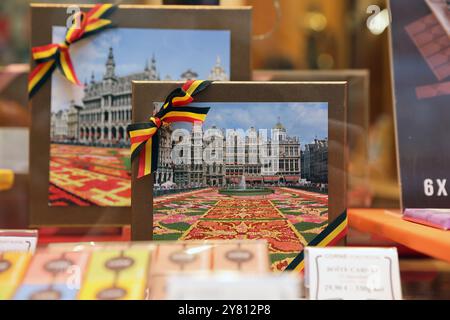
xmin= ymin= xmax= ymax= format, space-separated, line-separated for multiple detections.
xmin=348 ymin=209 xmax=450 ymax=263
xmin=36 ymin=227 xmax=131 ymax=245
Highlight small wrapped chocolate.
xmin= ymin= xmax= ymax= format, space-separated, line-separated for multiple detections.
xmin=78 ymin=248 xmax=154 ymax=300
xmin=13 ymin=251 xmax=90 ymax=300
xmin=0 ymin=252 xmax=31 ymax=299
xmin=403 ymin=209 xmax=450 ymax=230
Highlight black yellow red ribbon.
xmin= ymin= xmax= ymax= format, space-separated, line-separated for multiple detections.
xmin=285 ymin=211 xmax=348 ymax=272
xmin=28 ymin=4 xmax=116 ymax=98
xmin=128 ymin=80 xmax=212 ymax=178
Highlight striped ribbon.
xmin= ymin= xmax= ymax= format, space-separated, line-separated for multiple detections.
xmin=128 ymin=80 xmax=212 ymax=178
xmin=28 ymin=4 xmax=116 ymax=98
xmin=285 ymin=210 xmax=348 ymax=272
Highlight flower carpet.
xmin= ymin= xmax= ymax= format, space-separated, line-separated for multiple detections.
xmin=49 ymin=144 xmax=329 ymax=271
xmin=154 ymin=188 xmax=328 ymax=271
xmin=49 ymin=144 xmax=131 ymax=206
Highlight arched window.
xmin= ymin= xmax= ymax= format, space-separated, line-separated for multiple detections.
xmin=112 ymin=127 xmax=117 ymax=140
xmin=119 ymin=127 xmax=125 ymax=141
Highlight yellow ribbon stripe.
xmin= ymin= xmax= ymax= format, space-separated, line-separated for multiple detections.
xmin=185 ymin=80 xmax=204 ymax=96
xmin=128 ymin=80 xmax=212 ymax=178
xmin=28 ymin=4 xmax=115 ymax=98
xmin=28 ymin=61 xmax=55 ymax=93
xmin=161 ymin=111 xmax=208 ymax=123
xmin=88 ymin=3 xmax=114 ymax=19
xmin=286 ymin=211 xmax=348 ymax=273
xmin=59 ymin=51 xmax=78 ymax=84
xmin=85 ymin=19 xmax=112 ymax=33
xmin=32 ymin=46 xmax=59 ymax=61
xmin=143 ymin=139 xmax=153 ymax=177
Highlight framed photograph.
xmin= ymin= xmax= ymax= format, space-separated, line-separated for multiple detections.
xmin=131 ymin=81 xmax=347 ymax=271
xmin=254 ymin=70 xmax=370 ymax=207
xmin=29 ymin=4 xmax=252 ymax=226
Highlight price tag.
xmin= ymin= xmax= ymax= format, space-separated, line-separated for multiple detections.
xmin=305 ymin=247 xmax=402 ymax=300
xmin=166 ymin=273 xmax=302 ymax=300
xmin=0 ymin=230 xmax=38 ymax=253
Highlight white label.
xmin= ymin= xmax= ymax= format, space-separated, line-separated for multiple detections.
xmin=424 ymin=178 xmax=448 ymax=197
xmin=166 ymin=274 xmax=302 ymax=300
xmin=0 ymin=236 xmax=37 ymax=253
xmin=0 ymin=128 xmax=29 ymax=174
xmin=305 ymin=247 xmax=402 ymax=300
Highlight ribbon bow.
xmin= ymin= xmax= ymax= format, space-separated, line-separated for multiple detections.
xmin=128 ymin=80 xmax=212 ymax=178
xmin=28 ymin=4 xmax=116 ymax=98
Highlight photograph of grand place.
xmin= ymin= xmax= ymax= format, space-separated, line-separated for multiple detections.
xmin=145 ymin=105 xmax=329 ymax=272
xmin=50 ymin=47 xmax=228 ymax=147
xmin=155 ymin=120 xmax=327 ymax=189
xmin=50 ymin=48 xmax=327 ymax=193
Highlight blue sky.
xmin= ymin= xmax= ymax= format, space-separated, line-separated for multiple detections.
xmin=174 ymin=102 xmax=328 ymax=146
xmin=51 ymin=27 xmax=230 ymax=112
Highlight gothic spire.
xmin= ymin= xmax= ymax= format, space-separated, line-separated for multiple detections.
xmin=145 ymin=53 xmax=158 ymax=80
xmin=150 ymin=53 xmax=157 ymax=71
xmin=104 ymin=47 xmax=116 ymax=80
xmin=106 ymin=47 xmax=115 ymax=66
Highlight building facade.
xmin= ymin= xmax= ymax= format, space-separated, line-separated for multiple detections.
xmin=50 ymin=48 xmax=229 ymax=184
xmin=49 ymin=49 xmax=310 ymax=187
xmin=301 ymin=139 xmax=328 ymax=183
xmin=67 ymin=101 xmax=83 ymax=142
xmin=50 ymin=47 xmax=229 ymax=147
xmin=208 ymin=56 xmax=228 ymax=81
xmin=155 ymin=127 xmax=174 ymax=185
xmin=172 ymin=120 xmax=302 ymax=187
xmin=50 ymin=110 xmax=68 ymax=142
xmin=77 ymin=49 xmax=159 ymax=147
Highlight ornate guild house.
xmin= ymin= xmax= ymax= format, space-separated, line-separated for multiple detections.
xmin=170 ymin=119 xmax=303 ymax=187
xmin=301 ymin=138 xmax=328 ymax=184
xmin=51 ymin=47 xmax=229 ymax=147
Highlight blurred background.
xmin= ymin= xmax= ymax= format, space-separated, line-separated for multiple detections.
xmin=1 ymin=0 xmax=450 ymax=300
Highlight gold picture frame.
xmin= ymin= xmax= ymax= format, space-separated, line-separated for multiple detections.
xmin=29 ymin=4 xmax=252 ymax=227
xmin=130 ymin=81 xmax=347 ymax=245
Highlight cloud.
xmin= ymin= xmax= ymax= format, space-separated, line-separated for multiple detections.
xmin=199 ymin=102 xmax=328 ymax=147
xmin=51 ymin=72 xmax=84 ymax=112
xmin=116 ymin=63 xmax=144 ymax=76
xmin=50 ymin=27 xmax=230 ymax=114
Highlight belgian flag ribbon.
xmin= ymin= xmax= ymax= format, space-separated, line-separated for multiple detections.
xmin=28 ymin=4 xmax=116 ymax=98
xmin=285 ymin=210 xmax=348 ymax=272
xmin=128 ymin=80 xmax=212 ymax=179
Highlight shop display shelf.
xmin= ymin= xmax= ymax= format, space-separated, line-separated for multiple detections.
xmin=348 ymin=209 xmax=450 ymax=263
